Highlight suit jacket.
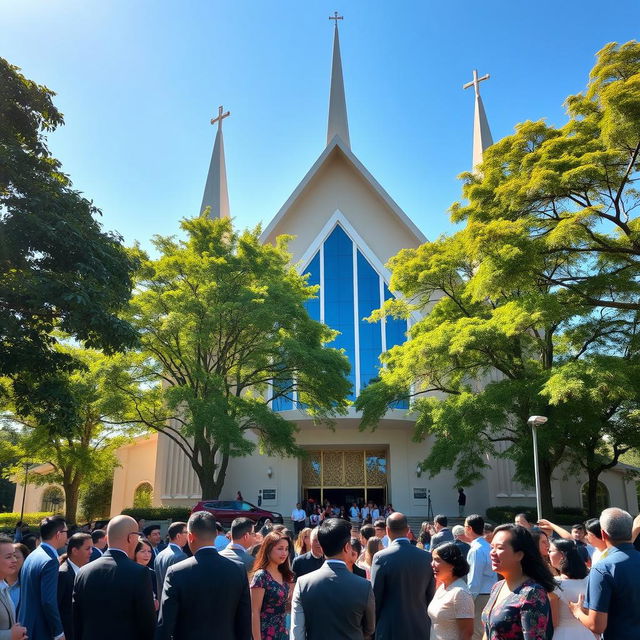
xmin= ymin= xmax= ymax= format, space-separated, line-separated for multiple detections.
xmin=0 ymin=585 xmax=16 ymax=640
xmin=154 ymin=543 xmax=188 ymax=592
xmin=219 ymin=544 xmax=254 ymax=574
xmin=72 ymin=549 xmax=156 ymax=640
xmin=57 ymin=561 xmax=75 ymax=640
xmin=88 ymin=547 xmax=103 ymax=563
xmin=155 ymin=547 xmax=251 ymax=640
xmin=430 ymin=528 xmax=454 ymax=550
xmin=353 ymin=563 xmax=367 ymax=579
xmin=291 ymin=561 xmax=375 ymax=640
xmin=370 ymin=539 xmax=435 ymax=640
xmin=291 ymin=551 xmax=324 ymax=578
xmin=18 ymin=543 xmax=64 ymax=640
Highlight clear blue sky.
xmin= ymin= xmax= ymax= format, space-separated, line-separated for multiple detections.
xmin=4 ymin=0 xmax=639 ymax=251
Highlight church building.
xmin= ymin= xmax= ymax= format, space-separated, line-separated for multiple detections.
xmin=15 ymin=20 xmax=638 ymax=521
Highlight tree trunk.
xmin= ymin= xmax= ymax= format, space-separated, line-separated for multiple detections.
xmin=194 ymin=440 xmax=220 ymax=499
xmin=538 ymin=458 xmax=555 ymax=519
xmin=585 ymin=471 xmax=600 ymax=517
xmin=63 ymin=479 xmax=81 ymax=524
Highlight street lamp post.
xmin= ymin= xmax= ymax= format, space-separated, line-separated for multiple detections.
xmin=527 ymin=416 xmax=548 ymax=521
xmin=19 ymin=461 xmax=30 ymax=525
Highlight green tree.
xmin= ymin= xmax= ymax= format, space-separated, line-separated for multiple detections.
xmin=79 ymin=477 xmax=113 ymax=522
xmin=119 ymin=216 xmax=351 ymax=499
xmin=0 ymin=57 xmax=138 ymax=423
xmin=356 ymin=42 xmax=640 ymax=516
xmin=2 ymin=347 xmax=140 ymax=523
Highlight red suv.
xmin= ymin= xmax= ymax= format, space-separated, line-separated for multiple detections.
xmin=192 ymin=500 xmax=284 ymax=528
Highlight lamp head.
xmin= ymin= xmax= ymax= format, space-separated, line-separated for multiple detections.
xmin=527 ymin=415 xmax=548 ymax=427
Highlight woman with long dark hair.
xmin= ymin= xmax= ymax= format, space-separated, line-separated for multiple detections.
xmin=547 ymin=539 xmax=594 ymax=639
xmin=482 ymin=524 xmax=555 ymax=639
xmin=134 ymin=538 xmax=159 ymax=611
xmin=250 ymin=531 xmax=294 ymax=640
xmin=427 ymin=542 xmax=474 ymax=640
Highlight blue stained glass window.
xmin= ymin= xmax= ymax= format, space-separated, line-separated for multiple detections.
xmin=323 ymin=225 xmax=355 ymax=399
xmin=357 ymin=251 xmax=382 ymax=391
xmin=384 ymin=284 xmax=409 ymax=409
xmin=303 ymin=252 xmax=321 ymax=322
xmin=272 ymin=376 xmax=294 ymax=411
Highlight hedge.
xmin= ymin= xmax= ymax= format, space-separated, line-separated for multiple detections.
xmin=121 ymin=507 xmax=192 ymax=522
xmin=0 ymin=512 xmax=55 ymax=530
xmin=486 ymin=506 xmax=588 ymax=526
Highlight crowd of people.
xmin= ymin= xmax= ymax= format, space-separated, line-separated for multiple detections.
xmin=291 ymin=501 xmax=396 ymax=534
xmin=0 ymin=505 xmax=639 ymax=640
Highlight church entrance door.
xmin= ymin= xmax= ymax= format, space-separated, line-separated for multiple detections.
xmin=301 ymin=449 xmax=388 ymax=510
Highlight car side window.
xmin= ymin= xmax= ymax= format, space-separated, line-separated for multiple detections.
xmin=238 ymin=502 xmax=252 ymax=511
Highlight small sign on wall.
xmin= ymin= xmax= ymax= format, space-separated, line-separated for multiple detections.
xmin=413 ymin=488 xmax=427 ymax=500
xmin=261 ymin=489 xmax=277 ymax=502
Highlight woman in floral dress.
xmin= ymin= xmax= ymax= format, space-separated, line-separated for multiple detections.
xmin=482 ymin=524 xmax=556 ymax=639
xmin=250 ymin=531 xmax=294 ymax=640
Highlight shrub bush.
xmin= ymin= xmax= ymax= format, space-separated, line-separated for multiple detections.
xmin=0 ymin=512 xmax=54 ymax=530
xmin=121 ymin=507 xmax=191 ymax=522
xmin=486 ymin=505 xmax=588 ymax=526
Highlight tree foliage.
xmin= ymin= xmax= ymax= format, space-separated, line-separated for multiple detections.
xmin=118 ymin=216 xmax=351 ymax=499
xmin=2 ymin=346 xmax=142 ymax=523
xmin=0 ymin=57 xmax=138 ymax=423
xmin=357 ymin=42 xmax=640 ymax=516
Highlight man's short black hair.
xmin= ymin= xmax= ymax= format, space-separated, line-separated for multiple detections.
xmin=350 ymin=538 xmax=362 ymax=555
xmin=40 ymin=515 xmax=66 ymax=541
xmin=91 ymin=529 xmax=106 ymax=544
xmin=571 ymin=523 xmax=586 ymax=533
xmin=230 ymin=517 xmax=254 ymax=541
xmin=434 ymin=514 xmax=448 ymax=527
xmin=143 ymin=524 xmax=161 ymax=537
xmin=168 ymin=522 xmax=187 ymax=541
xmin=215 ymin=521 xmax=225 ymax=534
xmin=515 ymin=512 xmax=531 ymax=524
xmin=188 ymin=511 xmax=217 ymax=539
xmin=584 ymin=518 xmax=602 ymax=539
xmin=373 ymin=519 xmax=386 ymax=529
xmin=465 ymin=514 xmax=484 ymax=536
xmin=317 ymin=518 xmax=351 ymax=557
xmin=360 ymin=524 xmax=375 ymax=540
xmin=67 ymin=532 xmax=91 ymax=554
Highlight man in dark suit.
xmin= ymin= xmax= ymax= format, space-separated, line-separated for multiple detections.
xmin=154 ymin=522 xmax=187 ymax=591
xmin=371 ymin=512 xmax=435 ymax=639
xmin=430 ymin=514 xmax=454 ymax=550
xmin=19 ymin=515 xmax=68 ymax=640
xmin=155 ymin=510 xmax=251 ymax=640
xmin=88 ymin=530 xmax=107 ymax=562
xmin=291 ymin=518 xmax=375 ymax=640
xmin=72 ymin=515 xmax=156 ymax=640
xmin=291 ymin=527 xmax=324 ymax=578
xmin=58 ymin=533 xmax=92 ymax=640
xmin=143 ymin=525 xmax=164 ymax=560
xmin=219 ymin=517 xmax=255 ymax=574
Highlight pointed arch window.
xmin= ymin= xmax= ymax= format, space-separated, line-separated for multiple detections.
xmin=270 ymin=222 xmax=409 ymax=411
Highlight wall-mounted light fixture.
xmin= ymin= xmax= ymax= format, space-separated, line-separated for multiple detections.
xmin=267 ymin=466 xmax=273 ymax=478
xmin=416 ymin=463 xmax=422 ymax=478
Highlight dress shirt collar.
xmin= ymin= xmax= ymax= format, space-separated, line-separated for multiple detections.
xmin=390 ymin=537 xmax=410 ymax=545
xmin=106 ymin=547 xmax=129 ymax=558
xmin=169 ymin=543 xmax=182 ymax=552
xmin=0 ymin=580 xmax=8 ymax=593
xmin=40 ymin=542 xmax=59 ymax=556
xmin=325 ymin=559 xmax=347 ymax=566
xmin=67 ymin=559 xmax=81 ymax=574
xmin=195 ymin=545 xmax=218 ymax=553
xmin=228 ymin=543 xmax=246 ymax=551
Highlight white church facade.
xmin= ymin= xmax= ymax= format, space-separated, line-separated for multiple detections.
xmin=14 ymin=22 xmax=638 ymax=520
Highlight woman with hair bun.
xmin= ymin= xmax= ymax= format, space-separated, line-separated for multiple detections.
xmin=427 ymin=541 xmax=474 ymax=640
xmin=547 ymin=539 xmax=594 ymax=639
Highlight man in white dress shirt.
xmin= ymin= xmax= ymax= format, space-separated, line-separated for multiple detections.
xmin=291 ymin=503 xmax=307 ymax=536
xmin=464 ymin=514 xmax=496 ymax=640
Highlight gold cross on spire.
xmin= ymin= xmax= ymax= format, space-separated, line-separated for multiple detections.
xmin=210 ymin=105 xmax=230 ymax=130
xmin=329 ymin=11 xmax=343 ymax=28
xmin=463 ymin=69 xmax=490 ymax=98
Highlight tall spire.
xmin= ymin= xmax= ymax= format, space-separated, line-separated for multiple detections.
xmin=463 ymin=70 xmax=493 ymax=172
xmin=327 ymin=12 xmax=350 ymax=148
xmin=200 ymin=105 xmax=231 ymax=218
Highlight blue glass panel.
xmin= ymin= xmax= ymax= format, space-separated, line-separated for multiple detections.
xmin=357 ymin=251 xmax=382 ymax=391
xmin=302 ymin=252 xmax=320 ymax=322
xmin=272 ymin=377 xmax=294 ymax=411
xmin=384 ymin=284 xmax=409 ymax=409
xmin=323 ymin=225 xmax=355 ymax=399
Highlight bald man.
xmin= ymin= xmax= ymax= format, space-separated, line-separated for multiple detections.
xmin=292 ymin=527 xmax=325 ymax=578
xmin=73 ymin=515 xmax=156 ymax=640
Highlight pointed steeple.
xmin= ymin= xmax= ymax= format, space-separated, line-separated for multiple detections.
xmin=327 ymin=12 xmax=350 ymax=148
xmin=463 ymin=70 xmax=493 ymax=172
xmin=200 ymin=105 xmax=231 ymax=218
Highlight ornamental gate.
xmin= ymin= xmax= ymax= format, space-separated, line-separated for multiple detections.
xmin=301 ymin=449 xmax=388 ymax=506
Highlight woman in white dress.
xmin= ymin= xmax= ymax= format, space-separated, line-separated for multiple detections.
xmin=548 ymin=539 xmax=597 ymax=639
xmin=427 ymin=542 xmax=474 ymax=640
